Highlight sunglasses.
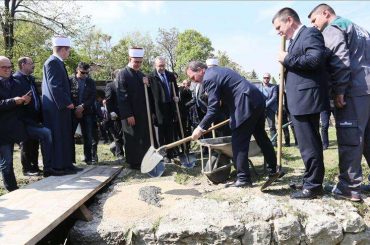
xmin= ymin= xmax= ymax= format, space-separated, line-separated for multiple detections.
xmin=79 ymin=71 xmax=89 ymax=75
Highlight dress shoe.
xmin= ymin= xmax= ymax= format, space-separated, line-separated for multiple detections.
xmin=289 ymin=182 xmax=304 ymax=190
xmin=290 ymin=188 xmax=324 ymax=199
xmin=23 ymin=171 xmax=40 ymax=177
xmin=67 ymin=166 xmax=84 ymax=172
xmin=225 ymin=179 xmax=252 ymax=188
xmin=332 ymin=186 xmax=362 ymax=202
xmin=43 ymin=168 xmax=66 ymax=177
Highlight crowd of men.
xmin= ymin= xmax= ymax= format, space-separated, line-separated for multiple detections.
xmin=0 ymin=3 xmax=369 ymax=202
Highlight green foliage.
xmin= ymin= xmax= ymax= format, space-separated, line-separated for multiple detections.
xmin=175 ymin=29 xmax=213 ymax=79
xmin=156 ymin=27 xmax=179 ymax=72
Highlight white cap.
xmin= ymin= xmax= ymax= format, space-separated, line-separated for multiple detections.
xmin=206 ymin=58 xmax=219 ymax=66
xmin=52 ymin=36 xmax=71 ymax=47
xmin=128 ymin=47 xmax=144 ymax=58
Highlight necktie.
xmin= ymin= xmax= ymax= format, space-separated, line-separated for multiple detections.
xmin=160 ymin=73 xmax=171 ymax=101
xmin=28 ymin=77 xmax=39 ymax=111
xmin=288 ymin=38 xmax=294 ymax=52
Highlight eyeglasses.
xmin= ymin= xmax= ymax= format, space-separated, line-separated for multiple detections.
xmin=263 ymin=77 xmax=270 ymax=79
xmin=79 ymin=71 xmax=89 ymax=75
xmin=0 ymin=66 xmax=12 ymax=70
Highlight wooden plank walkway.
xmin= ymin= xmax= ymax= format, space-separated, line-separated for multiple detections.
xmin=0 ymin=165 xmax=122 ymax=245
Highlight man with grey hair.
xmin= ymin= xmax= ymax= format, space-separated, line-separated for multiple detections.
xmin=0 ymin=56 xmax=31 ymax=191
xmin=148 ymin=56 xmax=179 ymax=162
xmin=309 ymin=3 xmax=370 ymax=201
xmin=272 ymin=7 xmax=328 ymax=199
xmin=187 ymin=61 xmax=280 ymax=188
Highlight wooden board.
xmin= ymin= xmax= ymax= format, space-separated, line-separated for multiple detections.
xmin=0 ymin=165 xmax=122 ymax=245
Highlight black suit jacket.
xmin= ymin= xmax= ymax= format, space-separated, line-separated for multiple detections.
xmin=283 ymin=26 xmax=329 ymax=115
xmin=199 ymin=66 xmax=265 ymax=130
xmin=148 ymin=69 xmax=178 ymax=125
xmin=69 ymin=76 xmax=96 ymax=115
xmin=13 ymin=71 xmax=42 ymax=125
xmin=0 ymin=76 xmax=28 ymax=144
xmin=105 ymin=80 xmax=120 ymax=115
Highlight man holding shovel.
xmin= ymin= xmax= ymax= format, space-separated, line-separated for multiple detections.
xmin=187 ymin=61 xmax=281 ymax=188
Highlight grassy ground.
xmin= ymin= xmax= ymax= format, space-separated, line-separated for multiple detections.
xmin=1 ymin=127 xmax=370 ymax=197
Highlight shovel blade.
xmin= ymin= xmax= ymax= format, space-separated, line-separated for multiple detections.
xmin=178 ymin=153 xmax=197 ymax=168
xmin=147 ymin=160 xmax=165 ymax=177
xmin=141 ymin=146 xmax=164 ymax=173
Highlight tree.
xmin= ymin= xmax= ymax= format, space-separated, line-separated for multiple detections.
xmin=175 ymin=29 xmax=213 ymax=79
xmin=250 ymin=69 xmax=258 ymax=79
xmin=214 ymin=50 xmax=252 ymax=78
xmin=0 ymin=0 xmax=89 ymax=58
xmin=156 ymin=27 xmax=178 ymax=72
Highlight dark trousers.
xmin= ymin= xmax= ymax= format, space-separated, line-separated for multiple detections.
xmin=266 ymin=109 xmax=277 ymax=144
xmin=107 ymin=119 xmax=124 ymax=157
xmin=320 ymin=110 xmax=334 ymax=148
xmin=281 ymin=109 xmax=291 ymax=145
xmin=158 ymin=104 xmax=175 ymax=158
xmin=232 ymin=105 xmax=277 ymax=182
xmin=0 ymin=144 xmax=17 ymax=191
xmin=20 ymin=139 xmax=39 ymax=172
xmin=335 ymin=95 xmax=370 ymax=193
xmin=26 ymin=125 xmax=52 ymax=170
xmin=73 ymin=114 xmax=96 ymax=162
xmin=291 ymin=113 xmax=324 ymax=190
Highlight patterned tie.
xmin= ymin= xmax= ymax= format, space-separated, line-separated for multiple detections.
xmin=288 ymin=38 xmax=294 ymax=52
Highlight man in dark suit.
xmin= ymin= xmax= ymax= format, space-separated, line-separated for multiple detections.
xmin=42 ymin=36 xmax=80 ymax=174
xmin=187 ymin=61 xmax=280 ymax=187
xmin=70 ymin=62 xmax=97 ymax=165
xmin=0 ymin=56 xmax=31 ymax=191
xmin=273 ymin=7 xmax=328 ymax=199
xmin=257 ymin=73 xmax=278 ymax=146
xmin=148 ymin=56 xmax=179 ymax=162
xmin=104 ymin=70 xmax=124 ymax=159
xmin=15 ymin=57 xmax=62 ymax=177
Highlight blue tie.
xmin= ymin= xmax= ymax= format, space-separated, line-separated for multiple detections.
xmin=160 ymin=73 xmax=171 ymax=102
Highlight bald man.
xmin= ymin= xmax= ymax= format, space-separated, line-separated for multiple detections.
xmin=0 ymin=56 xmax=31 ymax=191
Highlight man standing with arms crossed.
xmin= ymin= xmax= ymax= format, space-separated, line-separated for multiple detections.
xmin=309 ymin=4 xmax=370 ymax=201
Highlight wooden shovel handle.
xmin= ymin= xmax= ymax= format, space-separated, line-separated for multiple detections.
xmin=277 ymin=35 xmax=286 ymax=168
xmin=163 ymin=119 xmax=230 ymax=149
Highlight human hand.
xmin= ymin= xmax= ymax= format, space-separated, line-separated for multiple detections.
xmin=278 ymin=51 xmax=288 ymax=63
xmin=143 ymin=77 xmax=149 ymax=85
xmin=335 ymin=94 xmax=346 ymax=109
xmin=191 ymin=126 xmax=203 ymax=140
xmin=127 ymin=116 xmax=136 ymax=126
xmin=22 ymin=94 xmax=32 ymax=105
xmin=14 ymin=96 xmax=25 ymax=105
xmin=67 ymin=103 xmax=75 ymax=109
xmin=173 ymin=96 xmax=179 ymax=103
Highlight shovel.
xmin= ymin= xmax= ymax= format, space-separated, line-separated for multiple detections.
xmin=143 ymin=79 xmax=166 ymax=177
xmin=171 ymin=82 xmax=197 ymax=168
xmin=261 ymin=35 xmax=286 ymax=191
xmin=141 ymin=119 xmax=230 ymax=174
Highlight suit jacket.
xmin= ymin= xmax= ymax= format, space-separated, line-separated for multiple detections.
xmin=185 ymin=83 xmax=208 ymax=115
xmin=198 ymin=66 xmax=265 ymax=130
xmin=0 ymin=76 xmax=28 ymax=144
xmin=69 ymin=76 xmax=96 ymax=115
xmin=42 ymin=55 xmax=72 ymax=111
xmin=13 ymin=71 xmax=42 ymax=125
xmin=283 ymin=26 xmax=329 ymax=115
xmin=105 ymin=80 xmax=120 ymax=115
xmin=148 ymin=69 xmax=178 ymax=125
xmin=257 ymin=83 xmax=278 ymax=113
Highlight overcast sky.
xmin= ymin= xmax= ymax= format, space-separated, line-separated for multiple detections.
xmin=78 ymin=1 xmax=370 ymax=79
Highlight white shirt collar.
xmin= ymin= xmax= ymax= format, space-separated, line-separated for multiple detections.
xmin=53 ymin=54 xmax=64 ymax=62
xmin=292 ymin=24 xmax=303 ymax=40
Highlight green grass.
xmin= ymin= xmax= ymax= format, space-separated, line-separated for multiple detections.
xmin=2 ymin=127 xmax=370 ymax=197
